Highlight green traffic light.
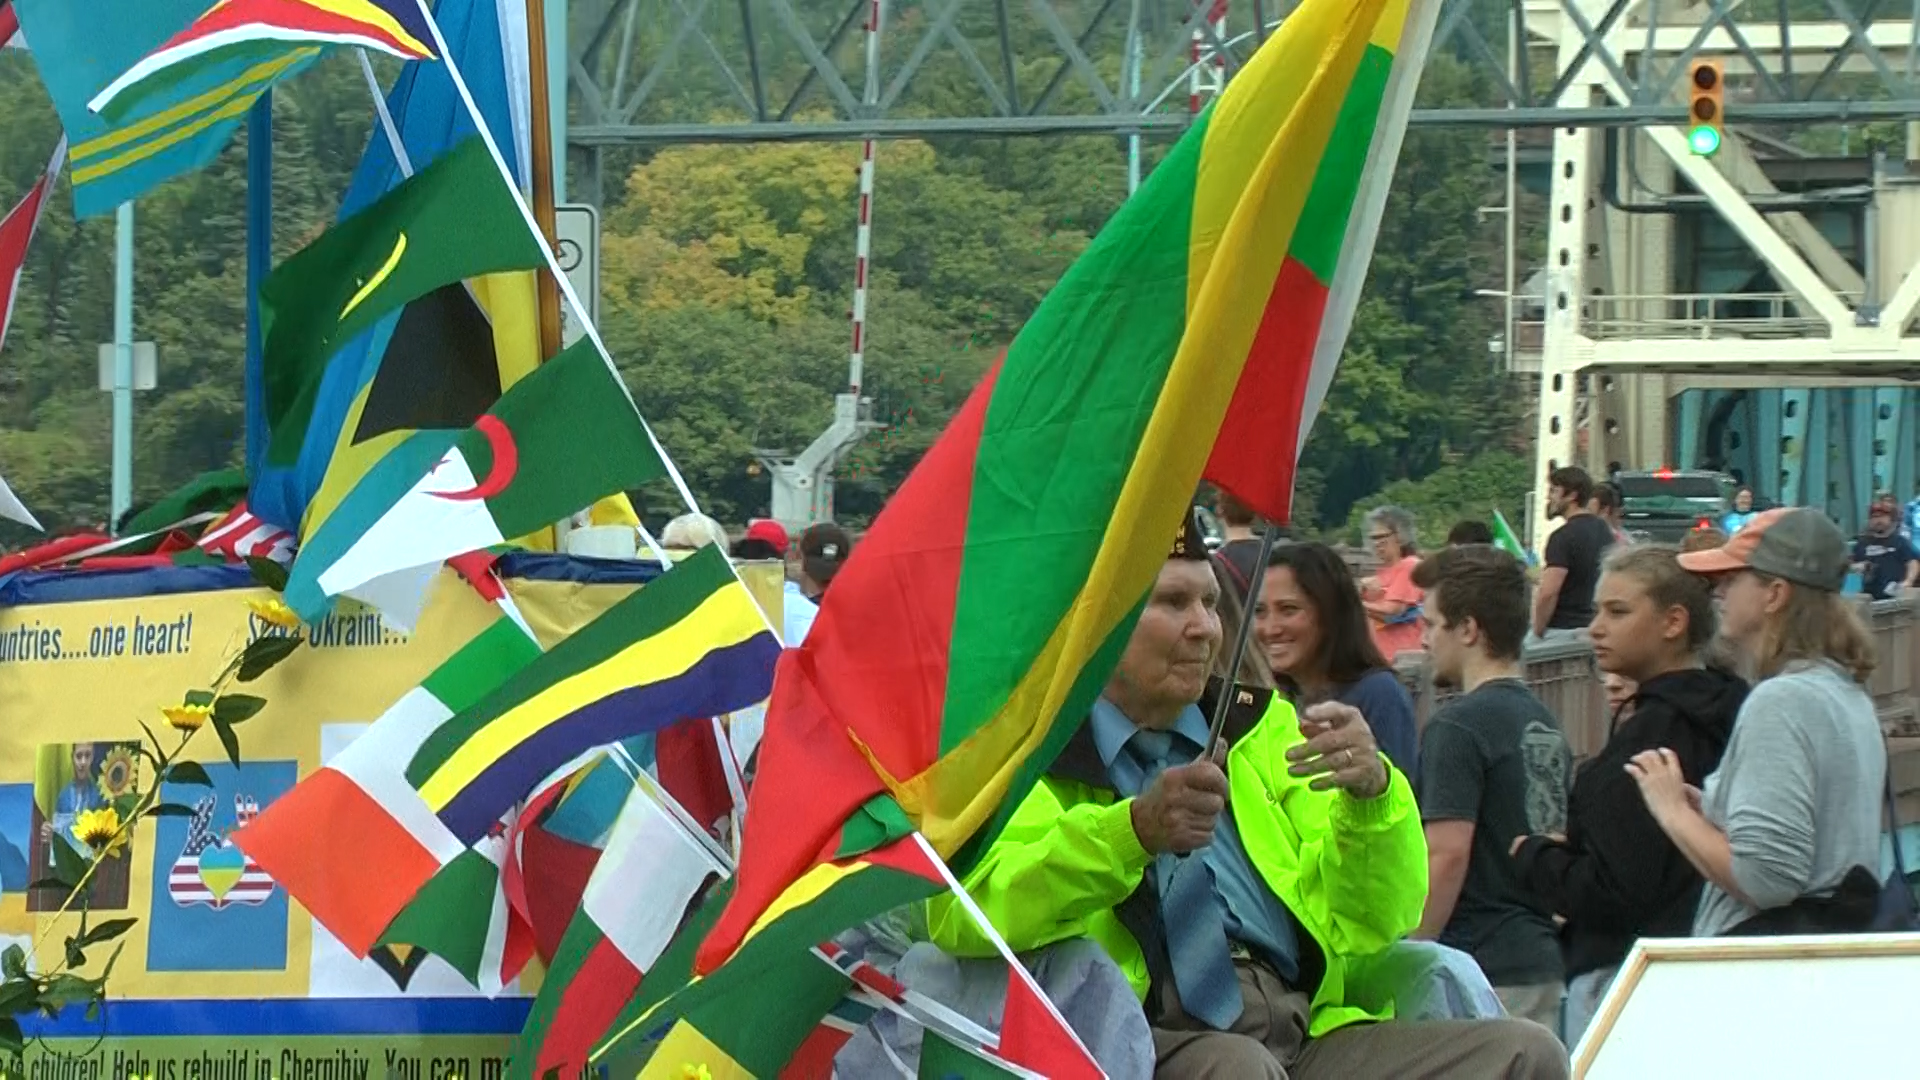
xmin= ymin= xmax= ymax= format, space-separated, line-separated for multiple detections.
xmin=1688 ymin=125 xmax=1722 ymax=156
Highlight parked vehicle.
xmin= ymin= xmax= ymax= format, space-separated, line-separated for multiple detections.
xmin=1614 ymin=469 xmax=1739 ymax=543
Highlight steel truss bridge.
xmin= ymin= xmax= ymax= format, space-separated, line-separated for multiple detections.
xmin=561 ymin=0 xmax=1920 ymax=143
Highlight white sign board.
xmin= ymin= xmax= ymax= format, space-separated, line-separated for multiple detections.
xmin=97 ymin=342 xmax=157 ymax=391
xmin=1576 ymin=934 xmax=1920 ymax=1079
xmin=555 ymin=203 xmax=599 ymax=348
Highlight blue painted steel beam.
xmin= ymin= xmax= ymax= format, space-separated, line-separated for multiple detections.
xmin=1670 ymin=385 xmax=1918 ymax=534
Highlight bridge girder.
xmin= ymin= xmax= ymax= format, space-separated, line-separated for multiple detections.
xmin=563 ymin=0 xmax=1920 ymax=148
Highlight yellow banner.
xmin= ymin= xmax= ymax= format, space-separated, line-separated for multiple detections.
xmin=0 ymin=561 xmax=782 ymax=1044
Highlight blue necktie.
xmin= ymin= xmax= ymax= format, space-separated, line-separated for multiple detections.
xmin=1129 ymin=731 xmax=1243 ymax=1030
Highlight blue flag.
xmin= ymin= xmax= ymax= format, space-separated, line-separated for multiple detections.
xmin=11 ymin=0 xmax=325 ymax=218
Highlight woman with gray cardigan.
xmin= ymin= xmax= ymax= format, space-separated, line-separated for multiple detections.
xmin=1625 ymin=508 xmax=1886 ymax=936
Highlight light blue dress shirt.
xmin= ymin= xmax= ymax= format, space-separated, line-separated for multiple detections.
xmin=1088 ymin=698 xmax=1301 ymax=983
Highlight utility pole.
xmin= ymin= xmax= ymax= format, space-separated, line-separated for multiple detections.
xmin=111 ymin=202 xmax=133 ymax=532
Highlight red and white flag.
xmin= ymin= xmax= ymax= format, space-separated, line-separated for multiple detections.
xmin=0 ymin=136 xmax=64 ymax=354
xmin=0 ymin=2 xmax=19 ymax=49
xmin=198 ymin=500 xmax=296 ymax=565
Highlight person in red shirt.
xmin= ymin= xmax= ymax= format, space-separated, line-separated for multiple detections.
xmin=1360 ymin=505 xmax=1425 ymax=660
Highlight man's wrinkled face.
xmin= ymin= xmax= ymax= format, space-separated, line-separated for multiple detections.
xmin=1110 ymin=561 xmax=1223 ymax=716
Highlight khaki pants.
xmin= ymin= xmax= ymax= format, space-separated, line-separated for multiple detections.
xmin=1493 ymin=982 xmax=1566 ymax=1037
xmin=1152 ymin=960 xmax=1569 ymax=1080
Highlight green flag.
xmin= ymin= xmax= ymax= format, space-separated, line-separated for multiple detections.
xmin=121 ymin=468 xmax=247 ymax=534
xmin=1491 ymin=508 xmax=1532 ymax=566
xmin=260 ymin=137 xmax=545 ymax=466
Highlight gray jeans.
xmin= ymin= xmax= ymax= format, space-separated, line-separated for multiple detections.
xmin=1560 ymin=965 xmax=1617 ymax=1049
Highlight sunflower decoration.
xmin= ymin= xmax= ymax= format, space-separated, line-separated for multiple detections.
xmin=96 ymin=745 xmax=139 ymax=801
xmin=245 ymin=597 xmax=303 ymax=631
xmin=161 ymin=701 xmax=212 ymax=734
xmin=70 ymin=806 xmax=127 ymax=859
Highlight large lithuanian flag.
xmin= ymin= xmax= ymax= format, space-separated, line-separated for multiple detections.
xmin=700 ymin=0 xmax=1439 ymax=976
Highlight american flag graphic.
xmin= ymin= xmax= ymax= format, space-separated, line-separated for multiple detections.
xmin=198 ymin=501 xmax=296 ymax=566
xmin=167 ymin=794 xmax=277 ymax=910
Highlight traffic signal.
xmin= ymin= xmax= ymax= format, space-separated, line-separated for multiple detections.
xmin=1688 ymin=59 xmax=1724 ymax=156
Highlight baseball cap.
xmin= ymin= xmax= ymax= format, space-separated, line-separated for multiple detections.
xmin=800 ymin=523 xmax=852 ymax=585
xmin=1675 ymin=507 xmax=1850 ymax=592
xmin=744 ymin=519 xmax=790 ymax=553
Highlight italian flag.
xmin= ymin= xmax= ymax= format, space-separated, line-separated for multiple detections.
xmin=285 ymin=336 xmax=667 ymax=625
xmin=234 ymin=616 xmax=543 ymax=955
xmin=703 ymin=0 xmax=1439 ymax=975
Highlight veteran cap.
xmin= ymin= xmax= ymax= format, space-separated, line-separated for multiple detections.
xmin=1170 ymin=507 xmax=1209 ymax=561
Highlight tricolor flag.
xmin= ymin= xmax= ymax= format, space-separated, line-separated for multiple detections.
xmin=403 ymin=545 xmax=779 ymax=846
xmin=1199 ymin=0 xmax=1438 ymax=523
xmin=88 ymin=0 xmax=437 ymax=122
xmin=0 ymin=137 xmax=64 ymax=355
xmin=234 ymin=616 xmax=542 ymax=954
xmin=701 ymin=0 xmax=1438 ymax=976
xmin=512 ymin=775 xmax=727 ymax=1078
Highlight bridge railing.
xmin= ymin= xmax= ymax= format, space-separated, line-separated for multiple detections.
xmin=1559 ymin=291 xmax=1861 ymax=341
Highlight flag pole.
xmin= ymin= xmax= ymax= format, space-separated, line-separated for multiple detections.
xmin=1207 ymin=521 xmax=1278 ymax=747
xmin=110 ymin=202 xmax=134 ymax=534
xmin=524 ymin=0 xmax=564 ymax=365
xmin=244 ymin=93 xmax=273 ymax=480
xmin=524 ymin=0 xmax=572 ymax=552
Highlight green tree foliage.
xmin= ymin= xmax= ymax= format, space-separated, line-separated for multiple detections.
xmin=1338 ymin=450 xmax=1533 ymax=550
xmin=0 ymin=50 xmax=372 ymax=544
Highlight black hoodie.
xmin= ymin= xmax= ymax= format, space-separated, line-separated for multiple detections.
xmin=1512 ymin=667 xmax=1748 ymax=977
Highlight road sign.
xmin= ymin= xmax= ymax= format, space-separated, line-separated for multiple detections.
xmin=96 ymin=342 xmax=156 ymax=391
xmin=555 ymin=203 xmax=600 ymax=347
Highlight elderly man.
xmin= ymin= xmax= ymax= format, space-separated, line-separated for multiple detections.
xmin=929 ymin=510 xmax=1567 ymax=1079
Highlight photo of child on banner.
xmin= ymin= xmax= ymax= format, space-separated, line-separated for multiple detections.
xmin=30 ymin=741 xmax=140 ymax=912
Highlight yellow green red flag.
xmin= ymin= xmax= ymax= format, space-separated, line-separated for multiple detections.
xmin=701 ymin=0 xmax=1438 ymax=976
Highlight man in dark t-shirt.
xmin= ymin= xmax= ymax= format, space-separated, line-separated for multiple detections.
xmin=1854 ymin=499 xmax=1919 ymax=600
xmin=1532 ymin=467 xmax=1614 ymax=638
xmin=1412 ymin=546 xmax=1572 ymax=1033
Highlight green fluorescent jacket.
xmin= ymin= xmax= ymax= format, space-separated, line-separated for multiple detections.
xmin=927 ymin=682 xmax=1429 ymax=1038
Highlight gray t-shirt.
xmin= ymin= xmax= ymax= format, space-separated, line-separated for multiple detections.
xmin=1694 ymin=660 xmax=1886 ymax=936
xmin=1419 ymin=679 xmax=1572 ymax=984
